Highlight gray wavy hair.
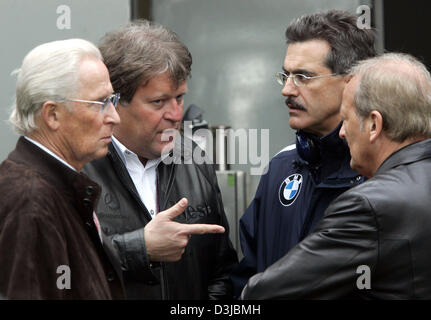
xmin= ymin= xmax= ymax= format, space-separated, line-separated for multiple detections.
xmin=98 ymin=20 xmax=192 ymax=104
xmin=285 ymin=10 xmax=376 ymax=74
xmin=9 ymin=38 xmax=102 ymax=135
xmin=351 ymin=53 xmax=431 ymax=141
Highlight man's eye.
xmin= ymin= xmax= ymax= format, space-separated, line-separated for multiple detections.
xmin=295 ymin=75 xmax=310 ymax=84
xmin=176 ymin=95 xmax=185 ymax=103
xmin=89 ymin=102 xmax=103 ymax=111
xmin=152 ymin=99 xmax=164 ymax=107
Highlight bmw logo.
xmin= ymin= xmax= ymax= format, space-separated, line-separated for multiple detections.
xmin=279 ymin=174 xmax=303 ymax=206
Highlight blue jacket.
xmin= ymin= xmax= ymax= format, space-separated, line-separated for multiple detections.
xmin=231 ymin=124 xmax=364 ymax=297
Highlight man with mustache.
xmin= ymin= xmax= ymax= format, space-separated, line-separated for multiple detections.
xmin=231 ymin=10 xmax=376 ymax=296
xmin=84 ymin=20 xmax=238 ymax=300
xmin=242 ymin=52 xmax=431 ymax=299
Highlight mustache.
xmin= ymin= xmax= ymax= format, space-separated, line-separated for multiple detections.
xmin=285 ymin=97 xmax=306 ymax=111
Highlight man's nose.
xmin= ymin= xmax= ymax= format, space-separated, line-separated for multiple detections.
xmin=164 ymin=98 xmax=184 ymax=121
xmin=339 ymin=122 xmax=346 ymax=139
xmin=104 ymin=102 xmax=121 ymax=125
xmin=281 ymin=77 xmax=299 ymax=97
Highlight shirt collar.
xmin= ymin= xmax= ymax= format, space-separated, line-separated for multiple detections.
xmin=111 ymin=135 xmax=164 ymax=169
xmin=24 ymin=136 xmax=77 ymax=172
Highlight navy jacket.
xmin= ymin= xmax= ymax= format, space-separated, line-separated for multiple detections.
xmin=242 ymin=139 xmax=431 ymax=299
xmin=231 ymin=124 xmax=363 ymax=297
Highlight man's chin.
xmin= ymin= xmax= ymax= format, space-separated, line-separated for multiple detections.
xmin=289 ymin=119 xmax=306 ymax=131
xmin=85 ymin=147 xmax=109 ymax=166
xmin=350 ymin=160 xmax=367 ymax=176
xmin=98 ymin=145 xmax=110 ymax=157
xmin=159 ymin=141 xmax=175 ymax=157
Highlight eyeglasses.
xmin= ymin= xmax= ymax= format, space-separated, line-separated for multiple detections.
xmin=275 ymin=72 xmax=337 ymax=87
xmin=66 ymin=93 xmax=120 ymax=112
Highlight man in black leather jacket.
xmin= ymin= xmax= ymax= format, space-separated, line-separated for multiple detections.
xmin=84 ymin=20 xmax=238 ymax=299
xmin=242 ymin=53 xmax=431 ymax=299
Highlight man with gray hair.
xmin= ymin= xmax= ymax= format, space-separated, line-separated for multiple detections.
xmin=84 ymin=20 xmax=238 ymax=299
xmin=242 ymin=52 xmax=431 ymax=299
xmin=0 ymin=39 xmax=126 ymax=299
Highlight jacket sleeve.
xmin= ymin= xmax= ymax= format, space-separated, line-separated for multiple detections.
xmin=109 ymin=228 xmax=158 ymax=283
xmin=230 ymin=173 xmax=265 ymax=298
xmin=83 ymin=155 xmax=158 ymax=284
xmin=241 ymin=190 xmax=378 ymax=299
xmin=204 ymin=164 xmax=239 ymax=300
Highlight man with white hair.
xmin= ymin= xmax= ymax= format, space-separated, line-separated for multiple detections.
xmin=0 ymin=39 xmax=126 ymax=299
xmin=242 ymin=53 xmax=431 ymax=299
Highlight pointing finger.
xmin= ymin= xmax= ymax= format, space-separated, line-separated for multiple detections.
xmin=180 ymin=223 xmax=225 ymax=235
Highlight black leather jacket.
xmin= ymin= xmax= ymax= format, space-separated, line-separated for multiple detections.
xmin=242 ymin=139 xmax=431 ymax=299
xmin=83 ymin=136 xmax=238 ymax=299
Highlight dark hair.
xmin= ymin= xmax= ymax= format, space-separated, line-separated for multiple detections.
xmin=285 ymin=10 xmax=376 ymax=74
xmin=99 ymin=20 xmax=192 ymax=104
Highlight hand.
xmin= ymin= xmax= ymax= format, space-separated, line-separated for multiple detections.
xmin=144 ymin=198 xmax=225 ymax=262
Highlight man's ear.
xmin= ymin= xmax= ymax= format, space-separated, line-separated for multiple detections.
xmin=40 ymin=101 xmax=62 ymax=131
xmin=368 ymin=110 xmax=383 ymax=143
xmin=343 ymin=74 xmax=354 ymax=84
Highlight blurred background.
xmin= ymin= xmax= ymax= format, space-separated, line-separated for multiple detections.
xmin=1 ymin=0 xmax=427 ymax=254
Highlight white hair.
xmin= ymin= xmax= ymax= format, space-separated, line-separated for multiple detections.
xmin=9 ymin=38 xmax=102 ymax=135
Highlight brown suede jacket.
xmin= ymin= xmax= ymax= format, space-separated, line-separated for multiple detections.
xmin=0 ymin=137 xmax=124 ymax=299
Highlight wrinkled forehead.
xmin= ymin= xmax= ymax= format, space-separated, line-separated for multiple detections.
xmin=76 ymin=58 xmax=112 ymax=98
xmin=284 ymin=40 xmax=331 ymax=73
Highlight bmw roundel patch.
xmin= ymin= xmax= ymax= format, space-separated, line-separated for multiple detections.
xmin=279 ymin=174 xmax=303 ymax=206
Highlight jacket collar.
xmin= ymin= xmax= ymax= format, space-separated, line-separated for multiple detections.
xmin=106 ymin=141 xmax=171 ymax=217
xmin=376 ymin=138 xmax=431 ymax=175
xmin=106 ymin=142 xmax=145 ymax=206
xmin=24 ymin=136 xmax=77 ymax=171
xmin=297 ymin=122 xmax=349 ymax=164
xmin=297 ymin=123 xmax=360 ymax=180
xmin=8 ymin=136 xmax=101 ymax=214
xmin=10 ymin=137 xmax=93 ymax=188
xmin=109 ymin=134 xmax=190 ymax=169
xmin=111 ymin=136 xmax=163 ymax=170
xmin=319 ymin=122 xmax=350 ymax=159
